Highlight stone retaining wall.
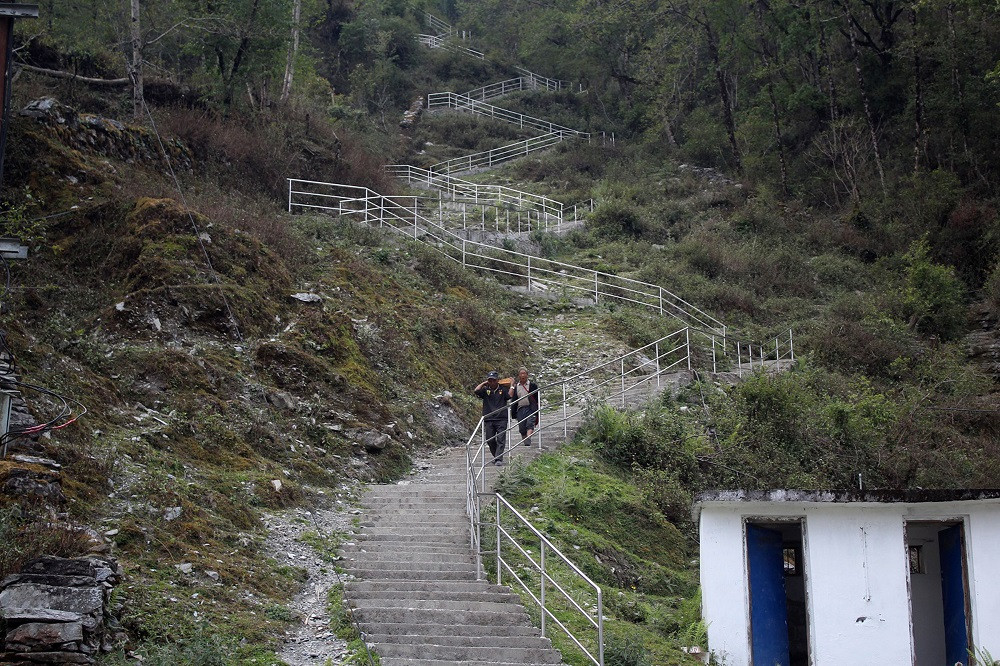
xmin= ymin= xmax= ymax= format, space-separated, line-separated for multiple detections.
xmin=0 ymin=556 xmax=122 ymax=665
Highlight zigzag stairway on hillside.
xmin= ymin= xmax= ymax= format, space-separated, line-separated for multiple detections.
xmin=305 ymin=13 xmax=798 ymax=664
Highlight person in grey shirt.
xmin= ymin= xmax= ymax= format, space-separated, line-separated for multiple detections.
xmin=508 ymin=367 xmax=538 ymax=447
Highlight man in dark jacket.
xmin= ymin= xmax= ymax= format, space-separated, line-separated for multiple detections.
xmin=509 ymin=366 xmax=539 ymax=447
xmin=473 ymin=370 xmax=511 ymax=465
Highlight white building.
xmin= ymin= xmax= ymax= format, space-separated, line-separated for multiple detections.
xmin=694 ymin=490 xmax=1000 ymax=666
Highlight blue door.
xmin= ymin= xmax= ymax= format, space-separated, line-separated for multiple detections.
xmin=748 ymin=524 xmax=790 ymax=666
xmin=938 ymin=524 xmax=969 ymax=666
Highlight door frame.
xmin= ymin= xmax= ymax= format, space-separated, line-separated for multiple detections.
xmin=743 ymin=516 xmax=811 ymax=665
xmin=904 ymin=516 xmax=974 ymax=666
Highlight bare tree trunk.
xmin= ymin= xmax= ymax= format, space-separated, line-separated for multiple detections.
xmin=847 ymin=15 xmax=886 ymax=195
xmin=704 ymin=19 xmax=741 ymax=172
xmin=766 ymin=80 xmax=788 ymax=195
xmin=754 ymin=2 xmax=788 ymax=195
xmin=280 ymin=0 xmax=301 ymax=104
xmin=129 ymin=0 xmax=143 ymax=121
xmin=910 ymin=7 xmax=925 ymax=173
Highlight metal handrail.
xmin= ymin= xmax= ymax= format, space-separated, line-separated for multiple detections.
xmin=463 ymin=328 xmax=695 ymax=666
xmin=385 ymin=164 xmax=563 ymax=219
xmin=492 ymin=494 xmax=605 ymax=666
xmin=428 ymin=132 xmax=568 ymax=175
xmin=427 ymin=92 xmax=588 ymax=138
xmin=464 ymin=75 xmax=562 ymax=101
xmin=286 ymin=180 xmax=727 ymax=338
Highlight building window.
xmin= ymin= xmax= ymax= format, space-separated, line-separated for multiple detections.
xmin=782 ymin=547 xmax=800 ymax=576
xmin=909 ymin=545 xmax=925 ymax=574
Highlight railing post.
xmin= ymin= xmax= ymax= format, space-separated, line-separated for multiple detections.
xmin=527 ymin=255 xmax=532 ymax=291
xmin=594 ymin=273 xmax=599 ymax=304
xmin=760 ymin=344 xmax=764 ymax=369
xmin=496 ymin=498 xmax=502 ymax=584
xmin=287 ymin=179 xmax=292 ymax=213
xmin=737 ymin=342 xmax=743 ymax=378
xmin=658 ymin=287 xmax=664 ymax=315
xmin=540 ymin=540 xmax=547 ymax=638
xmin=562 ymin=384 xmax=568 ymax=439
xmin=621 ymin=358 xmax=626 ymax=407
xmin=655 ymin=342 xmax=661 ymax=389
xmin=537 ymin=389 xmax=542 ymax=449
xmin=789 ymin=329 xmax=795 ymax=362
xmin=712 ymin=336 xmax=717 ymax=374
xmin=686 ymin=328 xmax=692 ymax=371
xmin=775 ymin=337 xmax=779 ymax=364
xmin=462 ymin=239 xmax=467 ymax=268
xmin=597 ymin=588 xmax=605 ymax=666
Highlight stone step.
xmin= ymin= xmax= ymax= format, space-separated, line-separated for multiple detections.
xmin=351 ymin=606 xmax=530 ymax=626
xmin=360 ymin=621 xmax=540 ymax=638
xmin=373 ymin=643 xmax=562 ymax=663
xmin=345 ymin=559 xmax=477 ymax=573
xmin=381 ymin=661 xmax=557 ymax=666
xmin=367 ymin=633 xmax=552 ymax=649
xmin=341 ymin=543 xmax=471 ymax=555
xmin=351 ymin=598 xmax=527 ymax=613
xmin=345 ymin=580 xmax=501 ymax=593
xmin=347 ymin=568 xmax=476 ymax=581
xmin=342 ymin=552 xmax=475 ymax=565
xmin=352 ymin=533 xmax=468 ymax=544
xmin=348 ymin=589 xmax=521 ymax=603
xmin=357 ymin=526 xmax=471 ymax=537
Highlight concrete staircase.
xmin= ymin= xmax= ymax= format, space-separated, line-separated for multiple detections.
xmin=341 ymin=447 xmax=566 ymax=666
xmin=339 ymin=366 xmax=690 ymax=665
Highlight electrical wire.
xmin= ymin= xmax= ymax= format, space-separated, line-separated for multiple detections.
xmin=139 ymin=98 xmax=246 ymax=345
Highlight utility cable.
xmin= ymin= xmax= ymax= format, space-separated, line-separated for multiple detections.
xmin=139 ymin=98 xmax=245 ymax=344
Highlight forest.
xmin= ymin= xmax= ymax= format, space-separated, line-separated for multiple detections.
xmin=4 ymin=0 xmax=1000 ymax=663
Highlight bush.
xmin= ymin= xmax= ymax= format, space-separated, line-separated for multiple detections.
xmin=588 ymin=200 xmax=645 ymax=238
xmin=901 ymin=239 xmax=966 ymax=339
xmin=604 ymin=630 xmax=653 ymax=666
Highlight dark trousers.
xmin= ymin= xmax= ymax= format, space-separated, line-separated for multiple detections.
xmin=516 ymin=405 xmax=536 ymax=437
xmin=484 ymin=419 xmax=507 ymax=461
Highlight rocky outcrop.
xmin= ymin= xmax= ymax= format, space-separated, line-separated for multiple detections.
xmin=0 ymin=556 xmax=123 ymax=665
xmin=400 ymin=97 xmax=424 ymax=128
xmin=20 ymin=97 xmax=192 ymax=169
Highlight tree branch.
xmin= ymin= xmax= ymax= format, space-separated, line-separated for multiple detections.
xmin=17 ymin=63 xmax=130 ymax=87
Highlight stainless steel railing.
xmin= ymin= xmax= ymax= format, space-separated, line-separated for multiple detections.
xmin=427 ymin=91 xmax=588 ymax=139
xmin=287 ymin=180 xmax=727 ymax=338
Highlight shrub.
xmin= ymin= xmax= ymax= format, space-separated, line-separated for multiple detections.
xmin=588 ymin=200 xmax=646 ymax=239
xmin=901 ymin=239 xmax=966 ymax=339
xmin=604 ymin=630 xmax=653 ymax=666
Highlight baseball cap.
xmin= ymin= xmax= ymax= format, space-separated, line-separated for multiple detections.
xmin=486 ymin=371 xmax=499 ymax=379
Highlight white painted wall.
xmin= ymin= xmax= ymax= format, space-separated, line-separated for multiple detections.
xmin=698 ymin=499 xmax=1000 ymax=666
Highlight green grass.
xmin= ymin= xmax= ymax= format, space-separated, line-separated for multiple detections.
xmin=486 ymin=440 xmax=703 ymax=665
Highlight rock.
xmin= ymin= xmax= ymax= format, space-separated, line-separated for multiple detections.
xmin=0 ymin=585 xmax=103 ymax=616
xmin=174 ymin=563 xmax=193 ymax=575
xmin=205 ymin=571 xmax=220 ymax=582
xmin=162 ymin=507 xmax=182 ymax=521
xmin=266 ymin=392 xmax=297 ymax=411
xmin=9 ymin=456 xmax=61 ymax=470
xmin=356 ymin=431 xmax=390 ymax=452
xmin=290 ymin=293 xmax=322 ymax=303
xmin=0 ymin=608 xmax=81 ymax=623
xmin=10 ymin=651 xmax=94 ymax=664
xmin=271 ymin=480 xmax=283 ymax=492
xmin=6 ymin=620 xmax=84 ymax=647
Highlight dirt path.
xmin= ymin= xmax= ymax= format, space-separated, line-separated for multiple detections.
xmin=264 ymin=487 xmax=360 ymax=666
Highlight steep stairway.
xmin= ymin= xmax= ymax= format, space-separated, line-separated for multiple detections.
xmin=342 ymin=448 xmax=567 ymax=666
xmin=340 ymin=306 xmax=690 ymax=666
